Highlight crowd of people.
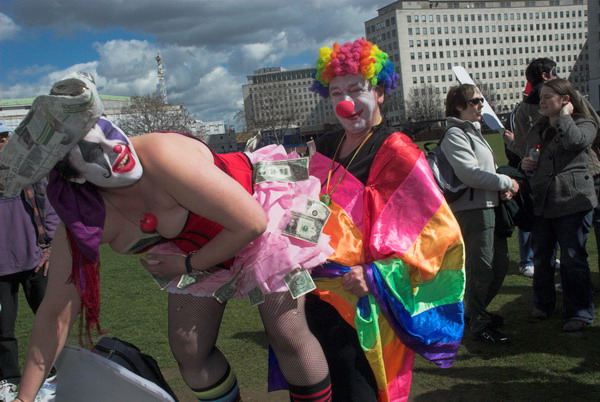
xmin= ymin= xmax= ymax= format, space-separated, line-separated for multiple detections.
xmin=0 ymin=38 xmax=597 ymax=402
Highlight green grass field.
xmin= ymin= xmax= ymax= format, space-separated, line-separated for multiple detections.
xmin=15 ymin=133 xmax=600 ymax=401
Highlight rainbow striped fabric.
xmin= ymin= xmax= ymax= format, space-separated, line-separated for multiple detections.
xmin=309 ymin=132 xmax=465 ymax=401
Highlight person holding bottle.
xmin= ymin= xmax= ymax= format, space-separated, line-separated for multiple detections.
xmin=507 ymin=78 xmax=597 ymax=332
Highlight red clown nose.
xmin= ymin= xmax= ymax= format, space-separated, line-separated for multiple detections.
xmin=335 ymin=100 xmax=355 ymax=118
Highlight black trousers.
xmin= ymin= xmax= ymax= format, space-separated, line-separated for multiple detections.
xmin=0 ymin=268 xmax=47 ymax=383
xmin=305 ymin=293 xmax=378 ymax=402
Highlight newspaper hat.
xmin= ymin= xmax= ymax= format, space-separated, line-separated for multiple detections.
xmin=0 ymin=72 xmax=103 ymax=198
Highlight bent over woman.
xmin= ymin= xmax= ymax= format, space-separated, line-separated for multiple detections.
xmin=4 ymin=73 xmax=331 ymax=402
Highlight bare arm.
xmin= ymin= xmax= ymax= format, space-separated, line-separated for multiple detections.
xmin=16 ymin=224 xmax=81 ymax=402
xmin=139 ymin=135 xmax=267 ymax=275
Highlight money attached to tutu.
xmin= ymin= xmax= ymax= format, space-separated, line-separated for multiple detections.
xmin=149 ymin=144 xmax=334 ymax=302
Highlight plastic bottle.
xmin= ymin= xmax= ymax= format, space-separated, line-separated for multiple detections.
xmin=526 ymin=144 xmax=541 ymax=177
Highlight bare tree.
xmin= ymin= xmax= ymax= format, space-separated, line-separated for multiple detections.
xmin=244 ymin=83 xmax=302 ymax=145
xmin=404 ymin=85 xmax=445 ymax=134
xmin=117 ymin=93 xmax=195 ymax=136
xmin=477 ymin=81 xmax=503 ymax=113
xmin=234 ymin=109 xmax=248 ymax=132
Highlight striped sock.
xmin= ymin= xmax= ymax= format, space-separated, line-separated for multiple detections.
xmin=192 ymin=365 xmax=241 ymax=402
xmin=289 ymin=375 xmax=332 ymax=402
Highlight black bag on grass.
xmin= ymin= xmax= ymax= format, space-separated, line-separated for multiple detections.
xmin=92 ymin=337 xmax=178 ymax=401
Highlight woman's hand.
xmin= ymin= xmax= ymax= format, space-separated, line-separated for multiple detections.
xmin=521 ymin=156 xmax=537 ymax=172
xmin=341 ymin=265 xmax=370 ymax=297
xmin=501 ymin=190 xmax=514 ymax=201
xmin=141 ymin=253 xmax=186 ymax=277
xmin=560 ymin=101 xmax=574 ymax=116
xmin=503 ymin=130 xmax=515 ymax=144
xmin=510 ymin=178 xmax=519 ymax=194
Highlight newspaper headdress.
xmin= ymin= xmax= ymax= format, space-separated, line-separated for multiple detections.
xmin=0 ymin=72 xmax=103 ymax=198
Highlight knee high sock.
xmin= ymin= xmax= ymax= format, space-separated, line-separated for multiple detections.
xmin=192 ymin=365 xmax=240 ymax=402
xmin=288 ymin=375 xmax=332 ymax=402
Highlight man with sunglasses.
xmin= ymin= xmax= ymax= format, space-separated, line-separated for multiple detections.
xmin=0 ymin=121 xmax=59 ymax=392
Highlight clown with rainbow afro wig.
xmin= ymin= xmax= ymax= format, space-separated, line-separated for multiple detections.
xmin=304 ymin=37 xmax=465 ymax=402
xmin=310 ymin=37 xmax=399 ymax=98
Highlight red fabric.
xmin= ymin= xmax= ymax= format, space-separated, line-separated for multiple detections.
xmin=172 ymin=152 xmax=253 ymax=268
xmin=362 ymin=132 xmax=421 ymax=261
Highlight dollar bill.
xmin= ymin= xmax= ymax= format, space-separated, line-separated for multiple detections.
xmin=151 ymin=274 xmax=176 ymax=291
xmin=253 ymin=157 xmax=309 ymax=184
xmin=305 ymin=198 xmax=331 ymax=223
xmin=174 ymin=270 xmax=211 ymax=290
xmin=282 ymin=211 xmax=323 ymax=244
xmin=247 ymin=286 xmax=266 ymax=306
xmin=213 ymin=270 xmax=241 ymax=304
xmin=284 ymin=268 xmax=316 ymax=299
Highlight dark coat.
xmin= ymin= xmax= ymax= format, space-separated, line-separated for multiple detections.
xmin=529 ymin=115 xmax=598 ymax=218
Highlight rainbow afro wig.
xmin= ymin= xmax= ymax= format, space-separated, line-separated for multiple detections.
xmin=310 ymin=37 xmax=399 ymax=98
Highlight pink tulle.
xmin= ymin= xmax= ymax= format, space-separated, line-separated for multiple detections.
xmin=154 ymin=145 xmax=334 ymax=298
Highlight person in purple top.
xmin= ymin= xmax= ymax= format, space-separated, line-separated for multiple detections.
xmin=0 ymin=121 xmax=60 ymax=388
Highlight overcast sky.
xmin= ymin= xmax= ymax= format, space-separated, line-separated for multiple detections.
xmin=0 ymin=0 xmax=390 ymax=125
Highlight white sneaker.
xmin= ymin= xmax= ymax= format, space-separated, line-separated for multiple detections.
xmin=35 ymin=375 xmax=57 ymax=402
xmin=519 ymin=264 xmax=534 ymax=278
xmin=0 ymin=380 xmax=17 ymax=402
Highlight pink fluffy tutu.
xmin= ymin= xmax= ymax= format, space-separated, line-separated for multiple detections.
xmin=150 ymin=145 xmax=333 ymax=299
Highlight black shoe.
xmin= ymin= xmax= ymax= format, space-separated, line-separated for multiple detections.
xmin=474 ymin=326 xmax=511 ymax=344
xmin=489 ymin=313 xmax=504 ymax=328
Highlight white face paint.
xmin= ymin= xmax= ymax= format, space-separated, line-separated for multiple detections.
xmin=67 ymin=120 xmax=143 ymax=188
xmin=329 ymin=74 xmax=383 ymax=137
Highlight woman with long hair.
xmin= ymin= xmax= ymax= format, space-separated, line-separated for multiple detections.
xmin=511 ymin=78 xmax=597 ymax=331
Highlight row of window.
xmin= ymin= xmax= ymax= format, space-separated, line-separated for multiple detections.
xmin=410 ymin=50 xmax=581 ymax=65
xmin=407 ymin=22 xmax=585 ymax=36
xmin=408 ymin=37 xmax=585 ymax=50
xmin=251 ymin=74 xmax=312 ymax=85
xmin=403 ymin=9 xmax=585 ymax=24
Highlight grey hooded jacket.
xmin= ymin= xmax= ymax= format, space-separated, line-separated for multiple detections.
xmin=441 ymin=117 xmax=513 ymax=212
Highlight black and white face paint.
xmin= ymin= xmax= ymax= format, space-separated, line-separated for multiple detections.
xmin=68 ymin=118 xmax=142 ymax=187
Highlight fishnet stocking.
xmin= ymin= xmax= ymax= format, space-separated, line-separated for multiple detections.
xmin=258 ymin=292 xmax=329 ymax=386
xmin=167 ymin=293 xmax=228 ymax=390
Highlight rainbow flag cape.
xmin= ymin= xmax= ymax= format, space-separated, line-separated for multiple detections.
xmin=309 ymin=132 xmax=465 ymax=401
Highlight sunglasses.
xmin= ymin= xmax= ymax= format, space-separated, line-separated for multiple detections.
xmin=468 ymin=97 xmax=484 ymax=106
xmin=0 ymin=132 xmax=9 ymax=140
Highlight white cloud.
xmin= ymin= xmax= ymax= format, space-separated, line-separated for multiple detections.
xmin=0 ymin=62 xmax=99 ymax=99
xmin=0 ymin=13 xmax=20 ymax=41
xmin=2 ymin=0 xmax=392 ymax=123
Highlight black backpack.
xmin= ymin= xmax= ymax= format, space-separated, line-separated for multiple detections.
xmin=424 ymin=128 xmax=474 ymax=203
xmin=92 ymin=337 xmax=178 ymax=401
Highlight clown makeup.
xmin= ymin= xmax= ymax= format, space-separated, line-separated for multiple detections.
xmin=67 ymin=119 xmax=143 ymax=187
xmin=329 ymin=74 xmax=383 ymax=138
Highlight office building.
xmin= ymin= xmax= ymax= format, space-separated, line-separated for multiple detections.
xmin=365 ymin=0 xmax=590 ymax=122
xmin=242 ymin=67 xmax=337 ymax=133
